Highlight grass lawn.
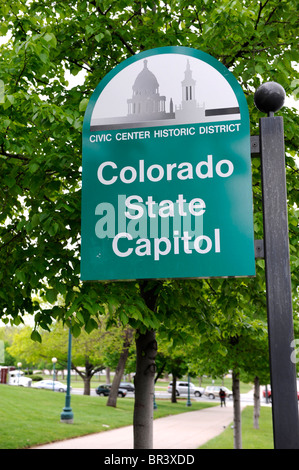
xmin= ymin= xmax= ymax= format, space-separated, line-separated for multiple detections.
xmin=200 ymin=406 xmax=274 ymax=449
xmin=0 ymin=385 xmax=216 ymax=449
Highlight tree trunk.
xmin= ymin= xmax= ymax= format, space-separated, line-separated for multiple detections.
xmin=232 ymin=370 xmax=242 ymax=449
xmin=72 ymin=361 xmax=94 ymax=395
xmin=107 ymin=327 xmax=133 ymax=407
xmin=253 ymin=376 xmax=260 ymax=429
xmin=133 ymin=329 xmax=157 ymax=449
xmin=83 ymin=376 xmax=91 ymax=395
xmin=154 ymin=361 xmax=166 ymax=384
xmin=106 ymin=367 xmax=110 ymax=384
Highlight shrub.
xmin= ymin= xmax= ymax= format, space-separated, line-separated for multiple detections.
xmin=28 ymin=375 xmax=43 ymax=382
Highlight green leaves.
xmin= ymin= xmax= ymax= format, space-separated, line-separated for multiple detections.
xmin=43 ymin=32 xmax=57 ymax=48
xmin=31 ymin=330 xmax=42 ymax=343
xmin=85 ymin=317 xmax=98 ymax=334
xmin=3 ymin=94 xmax=15 ymax=110
xmin=45 ymin=289 xmax=58 ymax=304
xmin=79 ymin=98 xmax=89 ymax=112
xmin=71 ymin=323 xmax=81 ymax=338
xmin=0 ymin=0 xmax=297 ymax=372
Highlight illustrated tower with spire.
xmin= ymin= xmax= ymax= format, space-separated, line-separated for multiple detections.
xmin=175 ymin=60 xmax=205 ymax=123
xmin=182 ymin=60 xmax=196 ymax=104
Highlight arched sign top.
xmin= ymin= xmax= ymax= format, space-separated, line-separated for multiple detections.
xmin=83 ymin=46 xmax=249 ymax=133
xmin=81 ymin=47 xmax=255 ymax=282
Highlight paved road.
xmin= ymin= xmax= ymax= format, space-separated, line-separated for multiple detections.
xmin=72 ymin=387 xmax=269 ymax=406
xmin=33 ymin=401 xmax=243 ymax=449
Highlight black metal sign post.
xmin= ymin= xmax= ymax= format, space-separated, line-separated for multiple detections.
xmin=254 ymin=82 xmax=299 ymax=449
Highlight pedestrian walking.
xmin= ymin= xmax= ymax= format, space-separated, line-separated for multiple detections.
xmin=219 ymin=388 xmax=226 ymax=407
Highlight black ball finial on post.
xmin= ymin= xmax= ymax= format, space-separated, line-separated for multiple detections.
xmin=254 ymin=81 xmax=285 ymax=116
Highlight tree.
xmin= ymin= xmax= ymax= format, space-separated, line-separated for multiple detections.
xmin=0 ymin=326 xmax=23 ymax=366
xmin=5 ymin=326 xmax=44 ymax=367
xmin=155 ymin=333 xmax=193 ymax=403
xmin=6 ymin=321 xmax=129 ymax=394
xmin=1 ymin=0 xmax=298 ymax=327
xmin=106 ymin=326 xmax=134 ymax=407
xmin=1 ymin=0 xmax=298 ymax=448
xmin=195 ymin=299 xmax=270 ymax=449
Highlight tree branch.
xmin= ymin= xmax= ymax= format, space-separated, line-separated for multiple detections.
xmin=0 ymin=151 xmax=29 ymax=161
xmin=90 ymin=0 xmax=136 ymax=56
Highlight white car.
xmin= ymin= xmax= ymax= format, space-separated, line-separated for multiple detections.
xmin=204 ymin=385 xmax=233 ymax=399
xmin=33 ymin=380 xmax=69 ymax=392
xmin=167 ymin=381 xmax=205 ymax=397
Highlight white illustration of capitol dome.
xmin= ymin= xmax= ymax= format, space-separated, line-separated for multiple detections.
xmin=127 ymin=60 xmax=173 ymax=119
xmin=133 ymin=60 xmax=159 ymax=94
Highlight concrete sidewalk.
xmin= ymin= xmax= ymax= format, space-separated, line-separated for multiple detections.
xmin=33 ymin=402 xmax=241 ymax=449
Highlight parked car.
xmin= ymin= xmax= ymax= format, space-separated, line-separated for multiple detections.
xmin=204 ymin=385 xmax=233 ymax=399
xmin=95 ymin=384 xmax=127 ymax=397
xmin=167 ymin=381 xmax=205 ymax=397
xmin=120 ymin=382 xmax=135 ymax=392
xmin=33 ymin=380 xmax=68 ymax=392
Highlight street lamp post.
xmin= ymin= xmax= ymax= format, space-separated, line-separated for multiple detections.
xmin=52 ymin=357 xmax=57 ymax=391
xmin=60 ymin=327 xmax=74 ymax=423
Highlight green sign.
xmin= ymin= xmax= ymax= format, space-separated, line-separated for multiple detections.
xmin=81 ymin=46 xmax=255 ymax=281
